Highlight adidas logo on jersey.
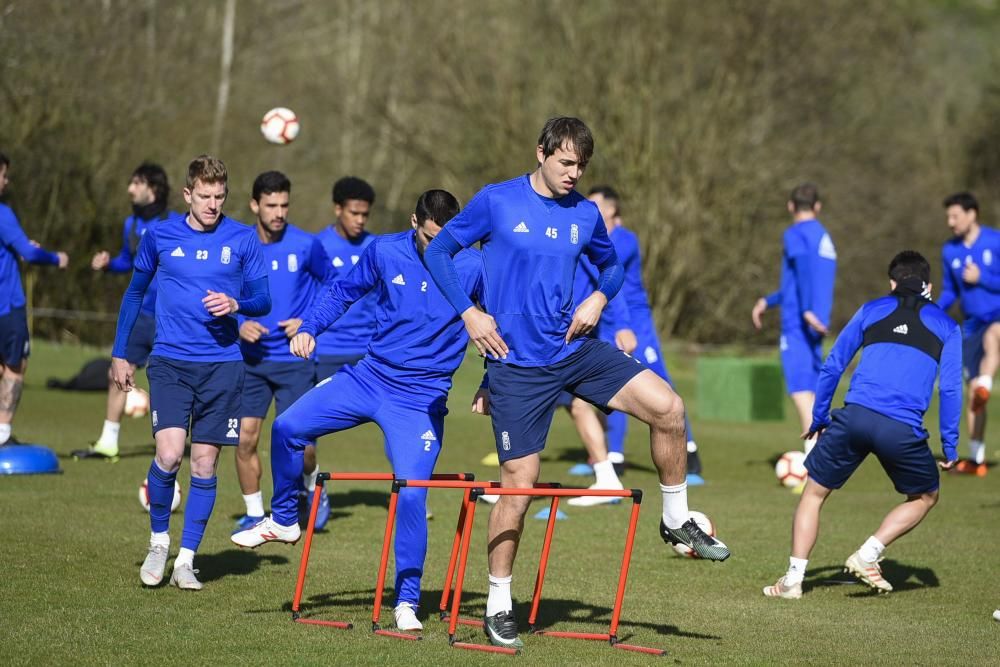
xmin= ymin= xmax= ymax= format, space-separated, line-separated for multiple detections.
xmin=893 ymin=324 xmax=908 ymax=335
xmin=421 ymin=430 xmax=437 ymax=441
xmin=171 ymin=247 xmax=185 ymax=257
xmin=513 ymin=222 xmax=530 ymax=233
xmin=392 ymin=274 xmax=406 ymax=286
xmin=818 ymin=233 xmax=837 ymax=260
xmin=332 ymin=256 xmax=345 ymax=268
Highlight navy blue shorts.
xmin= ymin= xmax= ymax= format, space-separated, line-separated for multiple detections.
xmin=241 ymin=360 xmax=315 ymax=419
xmin=315 ymin=353 xmax=365 ymax=384
xmin=146 ymin=355 xmax=245 ymax=446
xmin=806 ymin=403 xmax=939 ymax=495
xmin=961 ymin=320 xmax=992 ymax=382
xmin=780 ymin=325 xmax=823 ymax=394
xmin=487 ymin=338 xmax=646 ymax=462
xmin=125 ymin=312 xmax=155 ymax=368
xmin=0 ymin=307 xmax=30 ymax=368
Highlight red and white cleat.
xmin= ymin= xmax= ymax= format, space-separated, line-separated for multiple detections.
xmin=231 ymin=515 xmax=301 ymax=548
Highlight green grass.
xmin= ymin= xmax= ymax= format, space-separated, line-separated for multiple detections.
xmin=3 ymin=341 xmax=999 ymax=665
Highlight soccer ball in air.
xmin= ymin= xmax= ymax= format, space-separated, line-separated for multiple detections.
xmin=124 ymin=387 xmax=150 ymax=418
xmin=138 ymin=479 xmax=182 ymax=513
xmin=260 ymin=107 xmax=300 ymax=145
xmin=672 ymin=511 xmax=716 ymax=558
xmin=775 ymin=451 xmax=808 ymax=488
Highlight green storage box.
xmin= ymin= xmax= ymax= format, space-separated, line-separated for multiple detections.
xmin=696 ymin=357 xmax=784 ymax=422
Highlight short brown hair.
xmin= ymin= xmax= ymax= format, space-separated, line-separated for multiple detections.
xmin=788 ymin=182 xmax=820 ymax=212
xmin=537 ymin=117 xmax=594 ymax=166
xmin=186 ymin=154 xmax=228 ymax=189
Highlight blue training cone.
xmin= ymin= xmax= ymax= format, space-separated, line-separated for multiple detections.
xmin=0 ymin=444 xmax=62 ymax=475
xmin=567 ymin=463 xmax=595 ymax=476
xmin=534 ymin=507 xmax=567 ymax=521
xmin=686 ymin=473 xmax=706 ymax=486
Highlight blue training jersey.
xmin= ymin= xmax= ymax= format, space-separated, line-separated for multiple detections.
xmin=764 ymin=219 xmax=837 ymax=331
xmin=937 ymin=227 xmax=1000 ymax=328
xmin=441 ymin=175 xmax=617 ymax=367
xmin=299 ymin=230 xmax=484 ymax=396
xmin=314 ymin=226 xmax=378 ymax=358
xmin=0 ymin=203 xmax=60 ymax=316
xmin=107 ymin=211 xmax=178 ymax=314
xmin=131 ymin=215 xmax=267 ymax=362
xmin=240 ymin=223 xmax=332 ymax=363
xmin=610 ymin=226 xmax=653 ymax=318
xmin=811 ymin=292 xmax=962 ymax=459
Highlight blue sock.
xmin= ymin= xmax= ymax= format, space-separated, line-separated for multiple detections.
xmin=147 ymin=461 xmax=177 ymax=533
xmin=607 ymin=410 xmax=628 ymax=456
xmin=181 ymin=476 xmax=217 ymax=551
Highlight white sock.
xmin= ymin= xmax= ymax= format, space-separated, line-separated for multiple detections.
xmin=0 ymin=423 xmax=11 ymax=445
xmin=858 ymin=536 xmax=885 ymax=563
xmin=150 ymin=531 xmax=170 ymax=548
xmin=785 ymin=556 xmax=808 ymax=586
xmin=486 ymin=573 xmax=512 ymax=616
xmin=593 ymin=459 xmax=620 ymax=487
xmin=687 ymin=440 xmax=698 ymax=453
xmin=976 ymin=375 xmax=993 ymax=392
xmin=660 ymin=482 xmax=689 ymax=529
xmin=607 ymin=451 xmax=625 ymax=464
xmin=303 ymin=467 xmax=319 ymax=492
xmin=97 ymin=420 xmax=120 ymax=446
xmin=970 ymin=440 xmax=986 ymax=465
xmin=174 ymin=547 xmax=196 ymax=569
xmin=243 ymin=492 xmax=264 ymax=517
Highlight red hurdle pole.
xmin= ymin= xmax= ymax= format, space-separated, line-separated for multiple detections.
xmin=438 ymin=486 xmax=472 ymax=620
xmin=527 ymin=495 xmax=561 ymax=631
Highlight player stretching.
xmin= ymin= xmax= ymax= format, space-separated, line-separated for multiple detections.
xmin=425 ymin=117 xmax=729 ymax=650
xmin=0 ymin=152 xmax=69 ymax=445
xmin=233 ymin=190 xmax=483 ymax=633
xmin=937 ymin=192 xmax=1000 ymax=476
xmin=763 ymin=251 xmax=959 ymax=599
xmin=76 ymin=162 xmax=174 ymax=460
xmin=234 ymin=171 xmax=332 ymax=532
xmin=752 ymin=183 xmax=837 ymax=454
xmin=112 ymin=155 xmax=269 ymax=590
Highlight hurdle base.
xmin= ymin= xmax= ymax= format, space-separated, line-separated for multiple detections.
xmin=373 ymin=626 xmax=422 ymax=641
xmin=293 ymin=617 xmax=353 ymax=630
xmin=440 ymin=613 xmax=484 ymax=627
xmin=449 ymin=638 xmax=519 ymax=656
xmin=532 ymin=629 xmax=667 ymax=655
xmin=613 ymin=642 xmax=668 ymax=656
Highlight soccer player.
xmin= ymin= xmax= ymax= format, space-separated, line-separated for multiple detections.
xmin=75 ymin=162 xmax=174 ymax=460
xmin=0 ymin=151 xmax=69 ymax=445
xmin=234 ymin=171 xmax=333 ymax=532
xmin=424 ymin=117 xmax=729 ymax=650
xmin=763 ymin=251 xmax=959 ymax=599
xmin=752 ymin=183 xmax=837 ymax=453
xmin=233 ymin=190 xmax=482 ymax=633
xmin=314 ymin=176 xmax=378 ymax=381
xmin=111 ymin=155 xmax=269 ymax=590
xmin=589 ymin=186 xmax=703 ymax=481
xmin=937 ymin=192 xmax=1000 ymax=476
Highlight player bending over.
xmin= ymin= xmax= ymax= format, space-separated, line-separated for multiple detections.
xmin=764 ymin=251 xmax=959 ymax=599
xmin=233 ymin=190 xmax=482 ymax=633
xmin=425 ymin=117 xmax=729 ymax=650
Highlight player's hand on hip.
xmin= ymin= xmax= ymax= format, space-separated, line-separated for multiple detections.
xmin=565 ymin=292 xmax=607 ymax=343
xmin=471 ymin=387 xmax=491 ymax=415
xmin=614 ymin=328 xmax=637 ymax=354
xmin=938 ymin=458 xmax=958 ymax=470
xmin=962 ymin=259 xmax=981 ymax=284
xmin=239 ymin=320 xmax=268 ymax=343
xmin=91 ymin=251 xmax=110 ymax=271
xmin=278 ymin=318 xmax=303 ymax=338
xmin=801 ymin=426 xmax=825 ymax=440
xmin=802 ymin=311 xmax=828 ymax=336
xmin=56 ymin=252 xmax=69 ymax=269
xmin=203 ymin=290 xmax=238 ymax=317
xmin=751 ymin=297 xmax=767 ymax=330
xmin=110 ymin=357 xmax=135 ymax=391
xmin=462 ymin=307 xmax=508 ymax=360
xmin=290 ymin=332 xmax=316 ymax=359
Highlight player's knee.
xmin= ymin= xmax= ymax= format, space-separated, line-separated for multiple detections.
xmin=920 ymin=490 xmax=939 ymax=508
xmin=154 ymin=450 xmax=183 ymax=472
xmin=651 ymin=391 xmax=685 ymax=433
xmin=272 ymin=414 xmax=306 ymax=451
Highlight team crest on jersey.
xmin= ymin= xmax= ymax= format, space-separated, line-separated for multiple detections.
xmin=818 ymin=233 xmax=837 ymax=260
xmin=952 ymin=257 xmax=961 ymax=270
xmin=332 ymin=256 xmax=344 ymax=268
xmin=287 ymin=254 xmax=299 ymax=272
xmin=501 ymin=431 xmax=511 ymax=450
xmin=152 ymin=410 xmax=158 ymax=427
xmin=221 ymin=246 xmax=232 ymax=264
xmin=644 ymin=346 xmax=658 ymax=364
xmin=984 ymin=249 xmax=993 ymax=266
xmin=570 ymin=224 xmax=579 ymax=244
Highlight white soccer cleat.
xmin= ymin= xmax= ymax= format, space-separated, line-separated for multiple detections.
xmin=169 ymin=563 xmax=203 ymax=591
xmin=762 ymin=576 xmax=802 ymax=600
xmin=993 ymin=608 xmax=1000 ymax=622
xmin=140 ymin=544 xmax=169 ymax=586
xmin=567 ymin=481 xmax=625 ymax=506
xmin=844 ymin=551 xmax=893 ymax=593
xmin=231 ymin=515 xmax=301 ymax=548
xmin=394 ymin=602 xmax=423 ymax=631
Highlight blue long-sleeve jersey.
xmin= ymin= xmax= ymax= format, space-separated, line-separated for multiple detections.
xmin=764 ymin=219 xmax=837 ymax=331
xmin=106 ymin=210 xmax=176 ymax=314
xmin=610 ymin=226 xmax=653 ymax=319
xmin=811 ymin=292 xmax=962 ymax=460
xmin=937 ymin=227 xmax=1000 ymax=328
xmin=0 ymin=203 xmax=61 ymax=316
xmin=314 ymin=226 xmax=378 ymax=358
xmin=299 ymin=230 xmax=484 ymax=395
xmin=239 ymin=223 xmax=333 ymax=363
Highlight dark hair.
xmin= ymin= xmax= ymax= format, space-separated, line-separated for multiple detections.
xmin=537 ymin=117 xmax=594 ymax=166
xmin=888 ymin=250 xmax=931 ymax=284
xmin=0 ymin=152 xmax=9 ymax=169
xmin=332 ymin=176 xmax=375 ymax=205
xmin=587 ymin=185 xmax=620 ymax=201
xmin=414 ymin=189 xmax=460 ymax=226
xmin=252 ymin=170 xmax=291 ymax=201
xmin=132 ymin=162 xmax=170 ymax=203
xmin=788 ymin=183 xmax=820 ymax=212
xmin=942 ymin=191 xmax=978 ymax=213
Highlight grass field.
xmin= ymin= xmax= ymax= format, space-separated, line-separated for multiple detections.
xmin=3 ymin=341 xmax=999 ymax=665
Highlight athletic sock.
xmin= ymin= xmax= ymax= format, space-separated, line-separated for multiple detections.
xmin=146 ymin=461 xmax=177 ymax=533
xmin=858 ymin=535 xmax=885 ymax=563
xmin=687 ymin=440 xmax=698 ymax=453
xmin=303 ymin=467 xmax=319 ymax=493
xmin=970 ymin=440 xmax=986 ymax=465
xmin=660 ymin=482 xmax=689 ymax=530
xmin=174 ymin=547 xmax=195 ymax=569
xmin=486 ymin=573 xmax=513 ymax=616
xmin=181 ymin=476 xmax=218 ymax=552
xmin=784 ymin=556 xmax=808 ymax=586
xmin=150 ymin=531 xmax=170 ymax=548
xmin=243 ymin=492 xmax=264 ymax=518
xmin=97 ymin=420 xmax=120 ymax=447
xmin=607 ymin=451 xmax=625 ymax=465
xmin=593 ymin=459 xmax=620 ymax=487
xmin=0 ymin=423 xmax=11 ymax=445
xmin=976 ymin=375 xmax=994 ymax=392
